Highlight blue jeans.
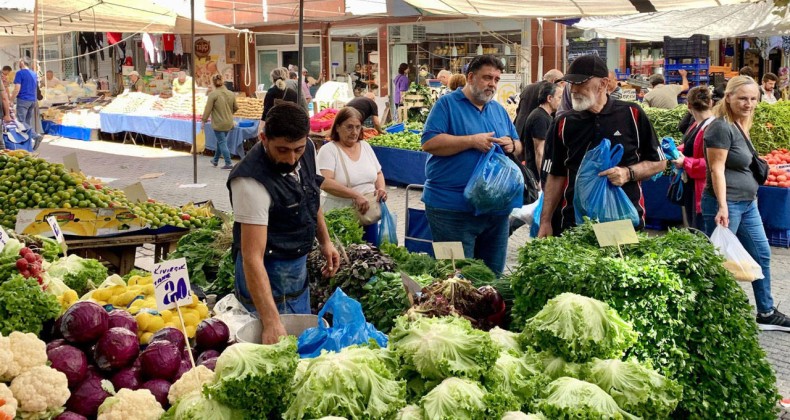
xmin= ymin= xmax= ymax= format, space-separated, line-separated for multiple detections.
xmin=701 ymin=193 xmax=774 ymax=313
xmin=16 ymin=99 xmax=38 ymax=137
xmin=234 ymin=253 xmax=311 ymax=314
xmin=212 ymin=130 xmax=232 ymax=166
xmin=425 ymin=206 xmax=509 ymax=276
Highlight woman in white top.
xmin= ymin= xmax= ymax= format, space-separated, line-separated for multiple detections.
xmin=317 ymin=107 xmax=387 ymax=243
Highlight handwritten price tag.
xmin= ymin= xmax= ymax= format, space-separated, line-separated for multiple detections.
xmin=152 ymin=257 xmax=193 ymax=311
xmin=0 ymin=226 xmax=8 ymax=253
xmin=45 ymin=215 xmax=67 ymax=255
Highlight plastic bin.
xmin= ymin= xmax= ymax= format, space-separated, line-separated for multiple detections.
xmin=663 ymin=34 xmax=710 ymax=58
xmin=766 ymin=228 xmax=790 ymax=248
xmin=385 ymin=123 xmax=404 ymax=134
xmin=235 ymin=315 xmax=329 ymax=343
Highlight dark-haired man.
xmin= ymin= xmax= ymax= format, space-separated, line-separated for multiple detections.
xmin=538 ymin=54 xmax=665 ymax=237
xmin=421 ymin=54 xmax=521 ymax=276
xmin=227 ymin=102 xmax=340 ymax=344
xmin=523 ymin=81 xmax=563 ymax=183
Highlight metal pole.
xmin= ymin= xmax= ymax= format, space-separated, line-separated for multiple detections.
xmin=297 ymin=0 xmax=304 ymax=104
xmin=191 ymin=0 xmax=197 ymax=184
xmin=32 ymin=0 xmax=39 ymax=71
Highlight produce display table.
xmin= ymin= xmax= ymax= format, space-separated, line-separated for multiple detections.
xmin=99 ymin=113 xmax=200 ymax=143
xmin=757 ymin=186 xmax=790 ymax=230
xmin=65 ymin=231 xmax=188 ymax=275
xmin=372 ymin=146 xmax=428 ymax=186
xmin=41 ymin=120 xmax=94 ymax=141
xmin=204 ymin=118 xmax=260 ymax=158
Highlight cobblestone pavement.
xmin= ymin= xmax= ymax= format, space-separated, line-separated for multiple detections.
xmin=35 ymin=136 xmax=789 ymax=413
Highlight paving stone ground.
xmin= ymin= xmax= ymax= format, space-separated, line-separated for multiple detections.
xmin=35 ymin=135 xmax=790 ymax=415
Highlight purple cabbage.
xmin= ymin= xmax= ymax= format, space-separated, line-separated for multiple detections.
xmin=107 ymin=310 xmax=138 ymax=334
xmin=60 ymin=302 xmax=109 ymax=344
xmin=110 ymin=366 xmax=143 ymax=391
xmin=141 ymin=379 xmax=171 ymax=409
xmin=47 ymin=344 xmax=88 ymax=387
xmin=195 ymin=319 xmax=230 ymax=351
xmin=94 ymin=328 xmax=139 ymax=371
xmin=139 ymin=341 xmax=181 ymax=381
xmin=66 ymin=375 xmax=113 ymax=417
xmin=150 ymin=327 xmax=186 ymax=353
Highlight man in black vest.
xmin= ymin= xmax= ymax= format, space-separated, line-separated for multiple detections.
xmin=227 ymin=102 xmax=340 ymax=344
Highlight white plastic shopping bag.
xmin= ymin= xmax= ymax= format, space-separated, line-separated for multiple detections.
xmin=710 ymin=226 xmax=764 ymax=282
xmin=509 ymin=191 xmax=543 ymax=227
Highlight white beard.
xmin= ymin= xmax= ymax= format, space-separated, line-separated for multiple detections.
xmin=572 ymin=93 xmax=595 ymax=111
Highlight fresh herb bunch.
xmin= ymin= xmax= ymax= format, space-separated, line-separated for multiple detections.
xmin=379 ymin=242 xmax=437 ymax=276
xmin=324 ymin=207 xmax=365 ymax=246
xmin=361 ymin=272 xmax=433 ymax=333
xmin=642 ymin=105 xmax=686 ymax=141
xmin=169 ymin=228 xmax=225 ymax=287
xmin=509 ymin=223 xmax=779 ymax=419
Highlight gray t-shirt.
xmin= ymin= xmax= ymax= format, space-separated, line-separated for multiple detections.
xmin=703 ymin=118 xmax=759 ymax=202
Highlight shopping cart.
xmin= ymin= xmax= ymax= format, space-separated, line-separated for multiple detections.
xmin=404 ymin=184 xmax=434 ymax=256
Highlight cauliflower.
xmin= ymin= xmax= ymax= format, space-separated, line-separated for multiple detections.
xmin=0 ymin=383 xmax=18 ymax=419
xmin=9 ymin=366 xmax=69 ymax=416
xmin=0 ymin=332 xmax=48 ymax=382
xmin=168 ymin=365 xmax=215 ymax=405
xmin=97 ymin=389 xmax=164 ymax=420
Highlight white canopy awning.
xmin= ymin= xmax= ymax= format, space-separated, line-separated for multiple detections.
xmin=574 ymin=1 xmax=790 ymax=40
xmin=402 ymin=0 xmax=761 ymax=19
xmin=0 ymin=0 xmax=242 ymax=39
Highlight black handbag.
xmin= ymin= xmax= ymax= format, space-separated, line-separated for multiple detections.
xmin=735 ymin=123 xmax=768 ymax=185
xmin=667 ymin=172 xmax=684 ymax=205
xmin=506 ymin=151 xmax=540 ymax=205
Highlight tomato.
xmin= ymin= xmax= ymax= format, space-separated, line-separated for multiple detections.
xmin=767 ymin=181 xmax=780 ymax=187
xmin=781 ymin=181 xmax=790 ymax=188
xmin=778 ymin=175 xmax=787 ymax=182
xmin=769 ymin=175 xmax=777 ymax=182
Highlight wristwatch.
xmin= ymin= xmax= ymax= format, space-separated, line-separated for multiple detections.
xmin=627 ymin=166 xmax=636 ymax=182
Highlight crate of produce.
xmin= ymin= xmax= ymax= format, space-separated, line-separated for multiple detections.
xmin=664 ymin=34 xmax=710 ymax=58
xmin=766 ymin=228 xmax=790 ymax=247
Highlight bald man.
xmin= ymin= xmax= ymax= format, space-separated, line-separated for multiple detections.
xmin=346 ymin=92 xmax=383 ymax=134
xmin=515 ymin=69 xmax=563 ymax=141
xmin=607 ymin=71 xmax=623 ymax=100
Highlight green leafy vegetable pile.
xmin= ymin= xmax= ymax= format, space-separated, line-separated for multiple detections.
xmin=751 ymin=101 xmax=790 ymax=154
xmin=379 ymin=242 xmax=437 ymax=276
xmin=324 ymin=207 xmax=365 ymax=246
xmin=642 ymin=105 xmax=687 ymax=141
xmin=0 ymin=274 xmax=61 ymax=335
xmin=169 ymin=228 xmax=226 ymax=288
xmin=308 ymin=243 xmax=396 ymax=312
xmin=44 ymin=254 xmax=108 ymax=296
xmin=284 ymin=345 xmax=406 ymax=420
xmin=368 ymin=132 xmax=423 ymax=151
xmin=204 ymin=338 xmax=299 ymax=418
xmin=361 ymin=272 xmax=433 ymax=333
xmin=508 ymin=223 xmax=779 ymax=419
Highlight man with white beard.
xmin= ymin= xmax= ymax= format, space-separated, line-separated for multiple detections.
xmin=421 ymin=55 xmax=521 ymax=276
xmin=537 ymin=54 xmax=665 ymax=237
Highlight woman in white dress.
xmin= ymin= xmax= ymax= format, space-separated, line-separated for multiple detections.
xmin=317 ymin=107 xmax=387 ymax=243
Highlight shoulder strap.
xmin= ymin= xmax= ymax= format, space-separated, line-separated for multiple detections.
xmin=733 ymin=122 xmax=759 ymax=155
xmin=335 ymin=144 xmax=351 ymax=188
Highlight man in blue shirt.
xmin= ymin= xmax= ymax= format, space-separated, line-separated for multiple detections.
xmin=11 ymin=57 xmax=43 ymax=147
xmin=421 ymin=55 xmax=521 ymax=276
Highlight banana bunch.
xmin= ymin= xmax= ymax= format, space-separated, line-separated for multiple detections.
xmin=181 ymin=202 xmax=214 ymax=218
xmin=90 ymin=274 xmax=210 ymax=344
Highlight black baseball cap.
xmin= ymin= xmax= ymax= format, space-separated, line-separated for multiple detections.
xmin=562 ymin=54 xmax=609 ymax=84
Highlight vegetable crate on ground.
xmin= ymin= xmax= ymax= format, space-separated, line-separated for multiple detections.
xmin=404 ymin=184 xmax=433 ymax=256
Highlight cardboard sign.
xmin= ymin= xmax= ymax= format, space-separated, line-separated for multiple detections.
xmin=0 ymin=226 xmax=9 ymax=253
xmin=45 ymin=215 xmax=68 ymax=254
xmin=152 ymin=258 xmax=193 ymax=311
xmin=63 ymin=153 xmax=81 ymax=173
xmin=592 ymin=220 xmax=639 ymax=247
xmin=432 ymin=242 xmax=465 ymax=260
xmin=122 ymin=182 xmax=149 ymax=204
xmin=16 ymin=208 xmax=146 ymax=237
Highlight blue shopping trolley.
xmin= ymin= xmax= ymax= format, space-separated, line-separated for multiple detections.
xmin=404 ymin=184 xmax=434 ymax=256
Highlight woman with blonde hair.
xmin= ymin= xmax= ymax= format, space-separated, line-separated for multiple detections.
xmin=702 ymin=75 xmax=790 ymax=331
xmin=261 ymin=67 xmax=298 ymax=120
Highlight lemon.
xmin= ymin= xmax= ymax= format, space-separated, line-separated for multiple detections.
xmin=136 ymin=312 xmax=154 ymax=331
xmin=160 ymin=309 xmax=173 ymax=322
xmin=127 ymin=275 xmax=140 ymax=286
xmin=92 ymin=288 xmax=112 ymax=301
xmin=139 ymin=332 xmax=154 ymax=345
xmin=110 ymin=285 xmax=126 ymax=296
xmin=182 ymin=312 xmax=200 ymax=327
xmin=196 ymin=303 xmax=209 ymax=319
xmin=147 ymin=315 xmax=165 ymax=333
xmin=185 ymin=325 xmax=197 ymax=338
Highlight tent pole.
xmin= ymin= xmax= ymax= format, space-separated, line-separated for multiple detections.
xmin=32 ymin=0 xmax=39 ymax=71
xmin=297 ymin=0 xmax=304 ymax=104
xmin=191 ymin=0 xmax=197 ymax=184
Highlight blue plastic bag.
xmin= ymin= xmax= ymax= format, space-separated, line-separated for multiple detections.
xmin=377 ymin=202 xmax=397 ymax=246
xmin=651 ymin=137 xmax=681 ymax=181
xmin=297 ymin=288 xmax=388 ymax=358
xmin=464 ymin=144 xmax=524 ymax=215
xmin=530 ymin=193 xmax=544 ymax=238
xmin=573 ymin=139 xmax=640 ymax=227
xmin=2 ymin=121 xmax=33 ymax=152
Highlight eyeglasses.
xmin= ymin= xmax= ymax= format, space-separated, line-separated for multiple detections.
xmin=342 ymin=124 xmax=362 ymax=132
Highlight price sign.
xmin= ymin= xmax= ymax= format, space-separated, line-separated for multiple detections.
xmin=45 ymin=215 xmax=67 ymax=255
xmin=592 ymin=220 xmax=639 ymax=247
xmin=432 ymin=242 xmax=465 ymax=260
xmin=152 ymin=257 xmax=193 ymax=311
xmin=0 ymin=226 xmax=9 ymax=253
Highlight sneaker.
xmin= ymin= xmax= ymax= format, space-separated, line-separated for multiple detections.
xmin=210 ymin=160 xmax=218 ymax=167
xmin=33 ymin=135 xmax=43 ymax=151
xmin=221 ymin=164 xmax=234 ymax=170
xmin=756 ymin=308 xmax=790 ymax=332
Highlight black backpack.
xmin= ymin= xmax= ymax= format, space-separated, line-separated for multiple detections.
xmin=506 ymin=152 xmax=540 ymax=205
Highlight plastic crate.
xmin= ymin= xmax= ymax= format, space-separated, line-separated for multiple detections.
xmin=385 ymin=123 xmax=404 ymax=133
xmin=766 ymin=228 xmax=790 ymax=247
xmin=664 ymin=34 xmax=710 ymax=58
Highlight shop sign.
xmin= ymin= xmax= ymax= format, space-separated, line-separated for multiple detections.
xmin=195 ymin=38 xmax=211 ymax=59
